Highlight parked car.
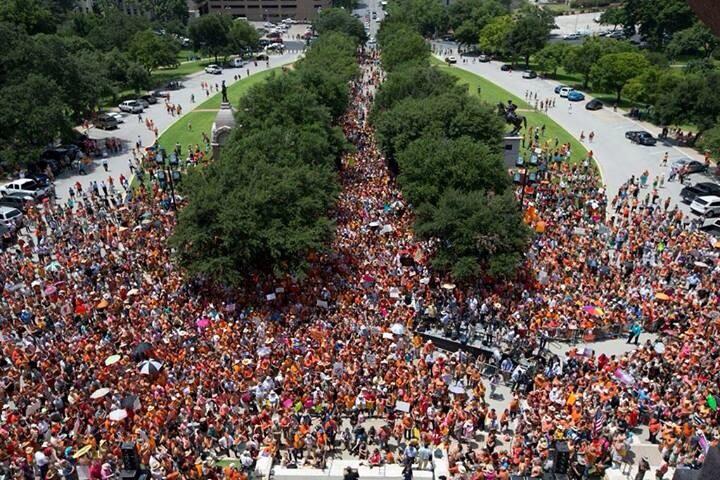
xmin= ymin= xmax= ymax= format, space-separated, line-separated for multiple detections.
xmin=42 ymin=145 xmax=80 ymax=166
xmin=690 ymin=195 xmax=720 ymax=217
xmin=681 ymin=182 xmax=720 ymax=204
xmin=0 ymin=179 xmax=54 ymax=200
xmin=163 ymin=80 xmax=183 ymax=90
xmin=266 ymin=43 xmax=284 ymax=52
xmin=500 ymin=64 xmax=512 ymax=71
xmin=478 ymin=54 xmax=490 ymax=62
xmin=26 ymin=173 xmax=52 ymax=188
xmin=700 ymin=217 xmax=720 ymax=236
xmin=118 ymin=100 xmax=143 ymax=113
xmin=140 ymin=94 xmax=158 ymax=105
xmin=625 ymin=131 xmax=657 ymax=145
xmin=671 ymin=158 xmax=708 ymax=174
xmin=95 ymin=113 xmax=119 ymax=130
xmin=585 ymin=99 xmax=603 ymax=110
xmin=0 ymin=192 xmax=34 ymax=212
xmin=107 ymin=112 xmax=124 ymax=124
xmin=229 ymin=57 xmax=247 ymax=68
xmin=136 ymin=98 xmax=150 ymax=109
xmin=559 ymin=87 xmax=571 ymax=97
xmin=256 ymin=53 xmax=269 ymax=61
xmin=554 ymin=84 xmax=568 ymax=94
xmin=522 ymin=70 xmax=537 ymax=79
xmin=0 ymin=206 xmax=23 ymax=231
xmin=445 ymin=56 xmax=457 ymax=64
xmin=563 ymin=32 xmax=581 ymax=40
xmin=205 ymin=64 xmax=222 ymax=74
xmin=567 ymin=90 xmax=585 ymax=101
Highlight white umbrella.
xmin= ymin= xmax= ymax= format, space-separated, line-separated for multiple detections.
xmin=138 ymin=359 xmax=163 ymax=375
xmin=390 ymin=323 xmax=405 ymax=335
xmin=654 ymin=342 xmax=666 ymax=354
xmin=380 ymin=224 xmax=394 ymax=235
xmin=108 ymin=409 xmax=128 ymax=422
xmin=104 ymin=354 xmax=121 ymax=366
xmin=90 ymin=388 xmax=111 ymax=399
xmin=441 ymin=283 xmax=456 ymax=290
xmin=448 ymin=384 xmax=465 ymax=394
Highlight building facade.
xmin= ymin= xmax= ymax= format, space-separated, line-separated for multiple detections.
xmin=195 ymin=0 xmax=330 ymax=21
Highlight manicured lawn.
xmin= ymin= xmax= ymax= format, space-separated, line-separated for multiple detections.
xmin=198 ymin=67 xmax=283 ymax=110
xmin=156 ymin=110 xmax=217 ymax=153
xmin=433 ymin=60 xmax=588 ymax=164
xmin=151 ymin=59 xmax=213 ymax=86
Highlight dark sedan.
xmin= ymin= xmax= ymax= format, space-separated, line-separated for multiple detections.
xmin=625 ymin=131 xmax=657 ymax=146
xmin=500 ymin=64 xmax=512 ymax=71
xmin=585 ymin=99 xmax=603 ymax=110
xmin=681 ymin=182 xmax=720 ymax=204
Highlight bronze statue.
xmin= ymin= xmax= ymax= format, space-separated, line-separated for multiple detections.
xmin=221 ymin=81 xmax=228 ymax=104
xmin=497 ymin=101 xmax=527 ymax=135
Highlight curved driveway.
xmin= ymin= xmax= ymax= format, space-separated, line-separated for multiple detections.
xmin=444 ymin=52 xmax=707 ymax=207
xmin=54 ymin=48 xmax=303 ymax=198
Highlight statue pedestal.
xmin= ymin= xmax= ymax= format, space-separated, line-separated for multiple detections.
xmin=211 ymin=102 xmax=236 ymax=161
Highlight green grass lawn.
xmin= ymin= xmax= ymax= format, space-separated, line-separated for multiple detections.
xmin=433 ymin=59 xmax=588 ymax=164
xmin=156 ymin=110 xmax=217 ymax=153
xmin=198 ymin=67 xmax=283 ymax=110
xmin=151 ymin=59 xmax=214 ymax=86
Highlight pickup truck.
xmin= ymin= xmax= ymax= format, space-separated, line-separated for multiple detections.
xmin=0 ymin=178 xmax=54 ymax=200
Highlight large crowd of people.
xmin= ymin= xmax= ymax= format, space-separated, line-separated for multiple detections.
xmin=0 ymin=48 xmax=718 ymax=480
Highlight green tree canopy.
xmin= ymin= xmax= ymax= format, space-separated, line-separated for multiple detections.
xmin=380 ymin=26 xmax=430 ymax=72
xmin=170 ymin=156 xmax=338 ymax=285
xmin=477 ymin=15 xmax=513 ymax=56
xmin=313 ymin=7 xmax=367 ymax=44
xmin=534 ymin=42 xmax=568 ymax=76
xmin=397 ymin=136 xmax=509 ymax=206
xmin=590 ymin=51 xmax=650 ymax=103
xmin=666 ymin=22 xmax=719 ymax=59
xmin=373 ymin=63 xmax=464 ymax=114
xmin=386 ymin=0 xmax=447 ymax=37
xmin=507 ymin=5 xmax=554 ymax=66
xmin=621 ymin=0 xmax=695 ymax=49
xmin=0 ymin=74 xmax=71 ymax=170
xmin=653 ymin=70 xmax=720 ymax=136
xmin=228 ymin=19 xmax=260 ymax=54
xmin=598 ymin=7 xmax=625 ymax=31
xmin=0 ymin=0 xmax=55 ymax=35
xmin=374 ymin=92 xmax=504 ymax=161
xmin=188 ymin=13 xmax=232 ymax=62
xmin=415 ymin=189 xmax=531 ymax=279
xmin=563 ymin=37 xmax=633 ymax=88
xmin=128 ymin=29 xmax=179 ymax=73
xmin=447 ymin=0 xmax=509 ymax=48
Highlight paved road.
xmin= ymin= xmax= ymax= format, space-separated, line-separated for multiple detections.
xmin=354 ymin=0 xmax=385 ymax=38
xmin=433 ymin=48 xmax=711 ymax=211
xmin=53 ymin=49 xmax=302 ymax=200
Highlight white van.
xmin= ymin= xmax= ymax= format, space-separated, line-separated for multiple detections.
xmin=690 ymin=195 xmax=720 ymax=217
xmin=230 ymin=57 xmax=247 ymax=68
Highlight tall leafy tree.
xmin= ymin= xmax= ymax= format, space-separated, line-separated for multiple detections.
xmin=447 ymin=0 xmax=509 ymax=49
xmin=373 ymin=63 xmax=464 ymax=113
xmin=0 ymin=0 xmax=55 ymax=35
xmin=598 ymin=7 xmax=625 ymax=32
xmin=0 ymin=75 xmax=71 ymax=169
xmin=622 ymin=0 xmax=695 ymax=49
xmin=415 ymin=189 xmax=531 ymax=279
xmin=380 ymin=26 xmax=430 ymax=72
xmin=128 ymin=30 xmax=179 ymax=73
xmin=653 ymin=70 xmax=720 ymax=141
xmin=563 ymin=37 xmax=633 ymax=88
xmin=477 ymin=15 xmax=513 ymax=56
xmin=397 ymin=136 xmax=509 ymax=206
xmin=590 ymin=51 xmax=650 ymax=103
xmin=534 ymin=43 xmax=568 ymax=76
xmin=313 ymin=8 xmax=367 ymax=44
xmin=666 ymin=22 xmax=719 ymax=59
xmin=387 ymin=0 xmax=447 ymax=37
xmin=188 ymin=13 xmax=232 ymax=63
xmin=228 ymin=19 xmax=260 ymax=54
xmin=506 ymin=5 xmax=554 ymax=67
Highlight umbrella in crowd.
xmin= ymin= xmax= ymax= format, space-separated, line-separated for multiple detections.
xmin=104 ymin=354 xmax=121 ymax=366
xmin=138 ymin=359 xmax=162 ymax=375
xmin=132 ymin=342 xmax=153 ymax=361
xmin=90 ymin=387 xmax=111 ymax=399
xmin=108 ymin=409 xmax=128 ymax=422
xmin=121 ymin=394 xmax=141 ymax=411
xmin=582 ymin=305 xmax=604 ymax=316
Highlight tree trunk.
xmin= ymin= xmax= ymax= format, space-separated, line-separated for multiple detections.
xmin=583 ymin=71 xmax=590 ymax=89
xmin=616 ymin=86 xmax=622 ymax=104
xmin=524 ymin=53 xmax=530 ymax=68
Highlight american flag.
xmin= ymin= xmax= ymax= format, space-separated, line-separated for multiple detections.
xmin=593 ymin=407 xmax=606 ymax=438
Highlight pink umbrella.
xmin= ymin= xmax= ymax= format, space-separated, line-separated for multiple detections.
xmin=44 ymin=285 xmax=57 ymax=296
xmin=282 ymin=398 xmax=294 ymax=409
xmin=196 ymin=317 xmax=210 ymax=328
